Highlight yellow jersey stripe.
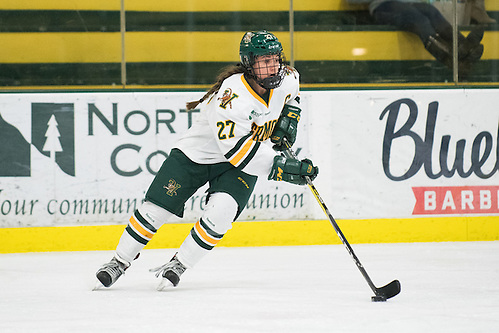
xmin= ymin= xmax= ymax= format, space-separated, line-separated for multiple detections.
xmin=241 ymin=75 xmax=273 ymax=107
xmin=229 ymin=137 xmax=254 ymax=167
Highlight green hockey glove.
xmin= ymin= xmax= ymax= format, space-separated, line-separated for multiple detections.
xmin=268 ymin=156 xmax=319 ymax=185
xmin=271 ymin=104 xmax=301 ymax=151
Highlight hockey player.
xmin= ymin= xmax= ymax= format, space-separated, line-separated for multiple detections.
xmin=95 ymin=30 xmax=318 ymax=290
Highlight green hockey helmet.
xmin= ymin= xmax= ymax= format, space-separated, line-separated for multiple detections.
xmin=239 ymin=30 xmax=285 ymax=89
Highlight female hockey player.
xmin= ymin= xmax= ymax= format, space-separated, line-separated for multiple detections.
xmin=95 ymin=30 xmax=318 ymax=290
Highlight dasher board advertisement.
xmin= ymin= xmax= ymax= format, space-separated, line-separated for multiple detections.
xmin=306 ymin=88 xmax=498 ymax=219
xmin=0 ymin=92 xmax=310 ymax=227
xmin=0 ymin=89 xmax=497 ymax=227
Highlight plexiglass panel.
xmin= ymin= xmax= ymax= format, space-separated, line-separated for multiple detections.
xmin=0 ymin=0 xmax=496 ymax=87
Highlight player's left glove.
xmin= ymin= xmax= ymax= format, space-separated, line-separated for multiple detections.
xmin=271 ymin=104 xmax=301 ymax=151
xmin=268 ymin=156 xmax=318 ymax=185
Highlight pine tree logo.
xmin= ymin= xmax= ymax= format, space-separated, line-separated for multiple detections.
xmin=32 ymin=103 xmax=75 ymax=176
xmin=42 ymin=114 xmax=63 ymax=162
xmin=0 ymin=103 xmax=75 ymax=177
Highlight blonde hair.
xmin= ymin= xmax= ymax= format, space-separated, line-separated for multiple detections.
xmin=186 ymin=64 xmax=246 ymax=111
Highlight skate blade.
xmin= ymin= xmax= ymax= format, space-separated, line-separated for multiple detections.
xmin=92 ymin=280 xmax=105 ymax=291
xmin=157 ymin=278 xmax=175 ymax=291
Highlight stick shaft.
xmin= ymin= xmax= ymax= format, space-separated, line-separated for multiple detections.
xmin=282 ymin=140 xmax=380 ymax=295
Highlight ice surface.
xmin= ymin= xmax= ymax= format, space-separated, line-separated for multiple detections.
xmin=1 ymin=242 xmax=498 ymax=332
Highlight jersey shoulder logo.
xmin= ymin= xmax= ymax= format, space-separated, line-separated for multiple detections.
xmin=218 ymin=88 xmax=239 ymax=109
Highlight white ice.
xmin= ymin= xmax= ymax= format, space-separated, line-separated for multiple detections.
xmin=1 ymin=241 xmax=498 ymax=333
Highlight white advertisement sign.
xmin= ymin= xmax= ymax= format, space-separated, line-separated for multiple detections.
xmin=0 ymin=89 xmax=498 ymax=228
xmin=307 ymin=89 xmax=499 ymax=219
xmin=0 ymin=92 xmax=311 ymax=227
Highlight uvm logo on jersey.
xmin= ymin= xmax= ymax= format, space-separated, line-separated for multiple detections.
xmin=31 ymin=103 xmax=75 ymax=176
xmin=218 ymin=88 xmax=238 ymax=109
xmin=164 ymin=179 xmax=181 ymax=196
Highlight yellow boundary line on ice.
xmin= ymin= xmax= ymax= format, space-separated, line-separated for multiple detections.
xmin=1 ymin=216 xmax=498 ymax=253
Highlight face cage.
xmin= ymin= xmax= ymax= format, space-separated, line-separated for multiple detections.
xmin=247 ymin=53 xmax=286 ymax=90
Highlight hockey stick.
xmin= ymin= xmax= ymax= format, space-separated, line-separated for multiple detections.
xmin=282 ymin=138 xmax=401 ymax=301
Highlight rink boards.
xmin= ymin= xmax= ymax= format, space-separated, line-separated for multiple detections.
xmin=1 ymin=88 xmax=498 ymax=252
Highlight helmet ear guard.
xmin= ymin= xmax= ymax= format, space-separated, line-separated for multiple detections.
xmin=239 ymin=30 xmax=286 ymax=89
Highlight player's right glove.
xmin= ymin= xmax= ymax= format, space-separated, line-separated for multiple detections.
xmin=268 ymin=156 xmax=318 ymax=185
xmin=271 ymin=104 xmax=301 ymax=151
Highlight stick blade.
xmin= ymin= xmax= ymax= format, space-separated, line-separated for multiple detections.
xmin=376 ymin=280 xmax=401 ymax=300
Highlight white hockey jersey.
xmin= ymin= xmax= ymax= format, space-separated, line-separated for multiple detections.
xmin=174 ymin=68 xmax=300 ymax=179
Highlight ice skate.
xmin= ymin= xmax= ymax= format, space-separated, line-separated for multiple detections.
xmin=95 ymin=256 xmax=130 ymax=289
xmin=150 ymin=254 xmax=187 ymax=291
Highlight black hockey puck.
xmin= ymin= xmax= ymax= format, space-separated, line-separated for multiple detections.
xmin=371 ymin=295 xmax=387 ymax=302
